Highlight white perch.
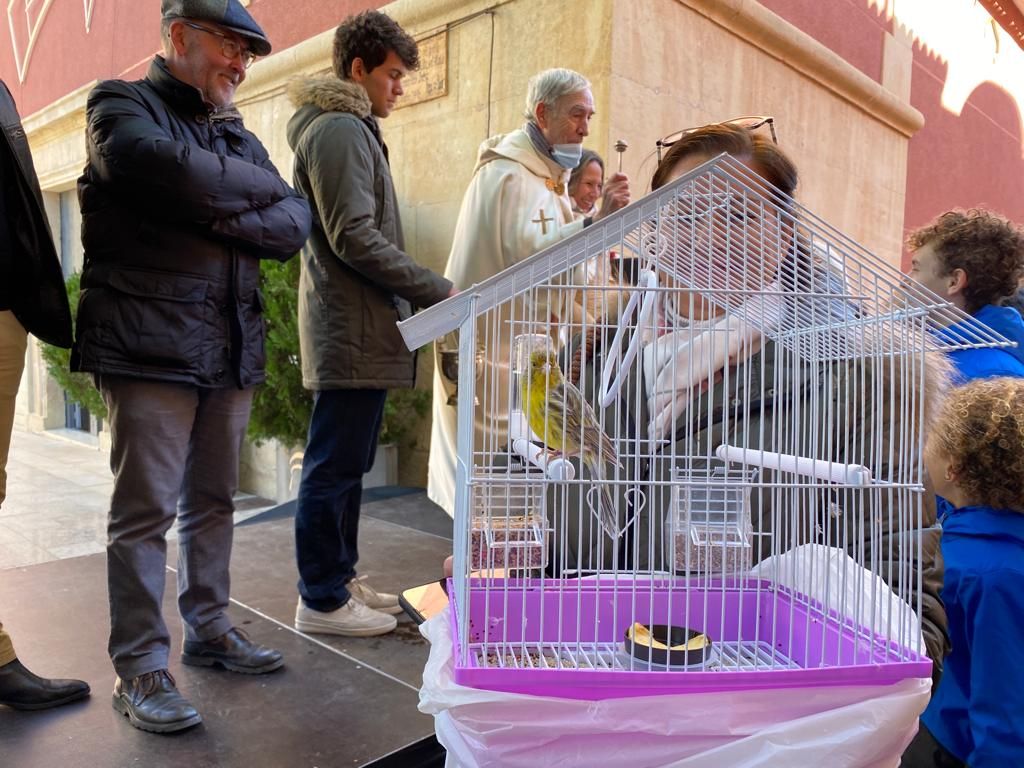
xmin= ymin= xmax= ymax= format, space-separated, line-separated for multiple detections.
xmin=716 ymin=444 xmax=873 ymax=486
xmin=509 ymin=410 xmax=576 ymax=481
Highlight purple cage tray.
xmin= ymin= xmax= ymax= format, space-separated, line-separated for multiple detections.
xmin=448 ymin=577 xmax=931 ymax=700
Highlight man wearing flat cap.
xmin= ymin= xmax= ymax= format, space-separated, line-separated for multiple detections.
xmin=72 ymin=0 xmax=311 ymax=733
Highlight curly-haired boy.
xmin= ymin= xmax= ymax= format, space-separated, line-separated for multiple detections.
xmin=903 ymin=377 xmax=1024 ymax=767
xmin=908 ymin=208 xmax=1024 ymax=381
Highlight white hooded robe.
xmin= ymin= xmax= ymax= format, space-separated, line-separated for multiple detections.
xmin=427 ymin=128 xmax=585 ymax=516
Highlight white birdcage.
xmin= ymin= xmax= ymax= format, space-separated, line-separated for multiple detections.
xmin=400 ymin=154 xmax=1012 ymax=699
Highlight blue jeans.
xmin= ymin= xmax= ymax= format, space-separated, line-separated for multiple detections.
xmin=295 ymin=389 xmax=386 ymax=612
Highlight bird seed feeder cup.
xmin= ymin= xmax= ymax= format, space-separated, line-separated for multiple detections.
xmin=470 ymin=472 xmax=548 ymax=573
xmin=668 ymin=465 xmax=757 ymax=576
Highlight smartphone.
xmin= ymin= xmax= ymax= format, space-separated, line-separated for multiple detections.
xmin=399 ymin=579 xmax=449 ymax=624
xmin=399 ymin=569 xmax=510 ymax=624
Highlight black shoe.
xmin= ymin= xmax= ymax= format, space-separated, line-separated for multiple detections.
xmin=181 ymin=627 xmax=284 ymax=675
xmin=0 ymin=659 xmax=90 ymax=711
xmin=112 ymin=670 xmax=201 ymax=734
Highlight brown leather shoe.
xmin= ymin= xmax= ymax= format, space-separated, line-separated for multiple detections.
xmin=112 ymin=669 xmax=201 ymax=734
xmin=181 ymin=627 xmax=283 ymax=674
xmin=0 ymin=658 xmax=90 ymax=711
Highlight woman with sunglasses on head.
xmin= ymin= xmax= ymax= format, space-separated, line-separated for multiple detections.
xmin=654 ymin=115 xmax=777 ymax=166
xmin=553 ymin=121 xmax=951 ymax=686
xmin=566 ymin=149 xmax=639 ymax=335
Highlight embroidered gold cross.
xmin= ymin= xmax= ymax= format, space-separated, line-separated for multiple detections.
xmin=532 ymin=209 xmax=553 ymax=235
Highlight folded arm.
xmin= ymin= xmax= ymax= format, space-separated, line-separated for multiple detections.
xmin=86 ymin=80 xmax=310 ymax=257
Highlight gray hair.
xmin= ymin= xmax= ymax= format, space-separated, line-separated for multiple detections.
xmin=523 ymin=68 xmax=591 ymax=124
xmin=160 ymin=17 xmax=175 ymax=55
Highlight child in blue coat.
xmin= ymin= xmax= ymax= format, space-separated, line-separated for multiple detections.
xmin=903 ymin=377 xmax=1024 ymax=767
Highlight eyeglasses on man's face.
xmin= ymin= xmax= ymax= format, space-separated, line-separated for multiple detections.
xmin=183 ymin=21 xmax=257 ymax=69
xmin=656 ymin=116 xmax=778 ymax=163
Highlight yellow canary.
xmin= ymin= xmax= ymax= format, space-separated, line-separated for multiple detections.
xmin=523 ymin=349 xmax=622 ymax=537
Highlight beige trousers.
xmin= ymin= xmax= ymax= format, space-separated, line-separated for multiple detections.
xmin=0 ymin=622 xmax=14 ymax=666
xmin=0 ymin=311 xmax=28 ymax=668
xmin=0 ymin=310 xmax=28 ymax=507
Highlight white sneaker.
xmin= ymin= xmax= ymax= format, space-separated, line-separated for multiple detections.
xmin=294 ymin=596 xmax=397 ymax=637
xmin=347 ymin=576 xmax=402 ymax=615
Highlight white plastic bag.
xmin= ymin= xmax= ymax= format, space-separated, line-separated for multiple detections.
xmin=750 ymin=543 xmax=926 ymax=655
xmin=419 ymin=605 xmax=929 ymax=768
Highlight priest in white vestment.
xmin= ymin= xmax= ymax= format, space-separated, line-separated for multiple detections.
xmin=428 ymin=68 xmax=630 ymax=516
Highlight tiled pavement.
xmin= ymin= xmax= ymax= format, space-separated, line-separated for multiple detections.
xmin=1 ymin=429 xmax=114 ymax=568
xmin=0 ymin=428 xmax=273 ymax=569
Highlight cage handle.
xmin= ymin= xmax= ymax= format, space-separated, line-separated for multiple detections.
xmin=599 ymin=269 xmax=659 ymax=408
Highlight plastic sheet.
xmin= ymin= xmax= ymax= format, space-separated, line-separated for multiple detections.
xmin=419 ymin=546 xmax=931 ymax=767
xmin=749 ymin=544 xmax=925 ymax=655
xmin=420 ymin=612 xmax=928 ymax=768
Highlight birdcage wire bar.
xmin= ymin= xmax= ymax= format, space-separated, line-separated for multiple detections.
xmin=402 ymin=154 xmax=1012 ymax=699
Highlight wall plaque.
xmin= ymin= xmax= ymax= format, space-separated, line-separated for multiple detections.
xmin=398 ymin=30 xmax=448 ymax=108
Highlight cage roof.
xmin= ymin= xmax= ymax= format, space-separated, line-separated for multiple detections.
xmin=398 ymin=154 xmax=1013 ymax=359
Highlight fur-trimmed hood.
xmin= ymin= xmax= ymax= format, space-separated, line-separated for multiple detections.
xmin=286 ymin=77 xmax=373 ymax=153
xmin=287 ymin=76 xmax=371 ymax=116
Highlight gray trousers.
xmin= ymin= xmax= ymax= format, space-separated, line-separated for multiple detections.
xmin=99 ymin=375 xmax=253 ymax=680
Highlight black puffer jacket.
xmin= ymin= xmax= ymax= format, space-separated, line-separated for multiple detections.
xmin=0 ymin=79 xmax=73 ymax=347
xmin=72 ymin=57 xmax=311 ymax=388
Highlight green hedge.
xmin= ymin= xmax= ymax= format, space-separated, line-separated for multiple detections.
xmin=46 ymin=266 xmax=432 ymax=452
xmin=247 ymin=257 xmax=313 ymax=447
xmin=40 ymin=272 xmax=107 ymax=420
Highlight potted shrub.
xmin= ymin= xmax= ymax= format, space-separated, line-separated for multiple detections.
xmin=252 ymin=259 xmax=433 ymax=492
xmin=40 ymin=272 xmax=108 ymax=422
xmin=367 ymin=386 xmax=432 ymax=487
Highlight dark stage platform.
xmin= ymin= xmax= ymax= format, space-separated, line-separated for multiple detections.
xmin=0 ymin=492 xmax=452 ymax=767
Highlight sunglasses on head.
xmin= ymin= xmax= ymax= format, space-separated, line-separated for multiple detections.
xmin=656 ymin=116 xmax=777 ymax=163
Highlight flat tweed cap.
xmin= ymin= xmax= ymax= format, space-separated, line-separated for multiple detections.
xmin=161 ymin=0 xmax=271 ymax=56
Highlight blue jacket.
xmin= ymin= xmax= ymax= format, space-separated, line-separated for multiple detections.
xmin=922 ymin=505 xmax=1024 ymax=766
xmin=939 ymin=304 xmax=1024 ymax=382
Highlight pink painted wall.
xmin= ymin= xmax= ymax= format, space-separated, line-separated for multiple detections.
xmin=743 ymin=0 xmax=1022 ymax=268
xmin=902 ymin=47 xmax=1023 ymax=266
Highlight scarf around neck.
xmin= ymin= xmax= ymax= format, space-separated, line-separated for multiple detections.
xmin=524 ymin=121 xmax=556 ymax=163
